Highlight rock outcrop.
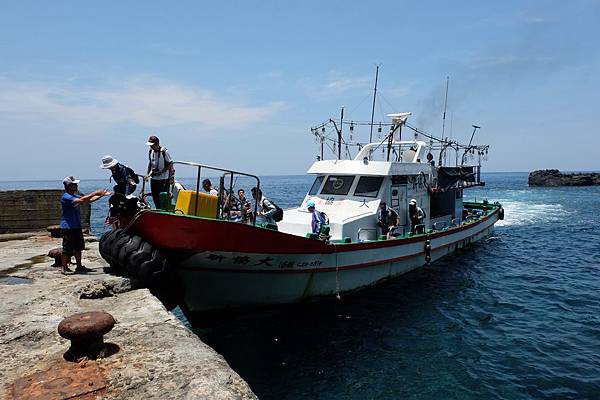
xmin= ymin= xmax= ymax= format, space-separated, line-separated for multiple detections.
xmin=528 ymin=169 xmax=600 ymax=186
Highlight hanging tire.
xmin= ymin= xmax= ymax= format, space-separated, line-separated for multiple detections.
xmin=110 ymin=232 xmax=131 ymax=269
xmin=128 ymin=241 xmax=153 ymax=269
xmin=100 ymin=230 xmax=179 ymax=310
xmin=117 ymin=235 xmax=143 ymax=275
xmin=99 ymin=228 xmax=122 ymax=264
xmin=137 ymin=249 xmax=165 ymax=287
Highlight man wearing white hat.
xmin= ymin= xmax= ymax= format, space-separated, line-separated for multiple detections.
xmin=408 ymin=198 xmax=425 ymax=234
xmin=60 ymin=176 xmax=110 ymax=274
xmin=100 ymin=155 xmax=137 ymax=195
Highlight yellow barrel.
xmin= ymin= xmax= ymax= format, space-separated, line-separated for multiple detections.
xmin=175 ymin=190 xmax=218 ymax=218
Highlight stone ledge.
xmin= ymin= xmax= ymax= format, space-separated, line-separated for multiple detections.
xmin=0 ymin=237 xmax=256 ymax=399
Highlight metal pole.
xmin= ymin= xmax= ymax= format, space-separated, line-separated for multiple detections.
xmin=338 ymin=107 xmax=344 ymax=159
xmin=253 ymin=178 xmax=260 ymax=226
xmin=369 ymin=65 xmax=379 ymax=144
xmin=194 ymin=166 xmax=201 ymax=216
xmin=228 ymin=173 xmax=234 ymax=221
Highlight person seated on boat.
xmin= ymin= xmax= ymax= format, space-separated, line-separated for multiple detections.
xmin=251 ymin=187 xmax=277 ymax=225
xmin=202 ymin=179 xmax=218 ymax=196
xmin=408 ymin=198 xmax=426 ymax=234
xmin=100 ymin=155 xmax=138 ymax=196
xmin=377 ymin=202 xmax=400 ymax=239
xmin=238 ymin=188 xmax=252 ymax=223
xmin=223 ymin=196 xmax=242 ymax=222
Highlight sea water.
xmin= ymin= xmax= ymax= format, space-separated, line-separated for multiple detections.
xmin=3 ymin=173 xmax=599 ymax=399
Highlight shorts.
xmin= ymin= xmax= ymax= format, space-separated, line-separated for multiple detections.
xmin=62 ymin=228 xmax=85 ymax=254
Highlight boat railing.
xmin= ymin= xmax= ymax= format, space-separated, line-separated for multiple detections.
xmin=164 ymin=161 xmax=261 ymax=226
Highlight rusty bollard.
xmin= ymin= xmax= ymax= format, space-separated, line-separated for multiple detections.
xmin=58 ymin=311 xmax=116 ymax=360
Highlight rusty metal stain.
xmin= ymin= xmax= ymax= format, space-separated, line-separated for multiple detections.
xmin=7 ymin=361 xmax=109 ymax=400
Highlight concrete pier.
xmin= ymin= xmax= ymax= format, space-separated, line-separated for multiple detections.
xmin=0 ymin=234 xmax=257 ymax=399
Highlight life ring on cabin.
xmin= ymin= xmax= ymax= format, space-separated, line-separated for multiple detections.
xmin=498 ymin=207 xmax=504 ymax=220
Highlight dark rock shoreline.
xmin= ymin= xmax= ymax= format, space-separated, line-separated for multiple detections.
xmin=528 ymin=169 xmax=600 ymax=186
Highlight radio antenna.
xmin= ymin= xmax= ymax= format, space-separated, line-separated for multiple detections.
xmin=442 ymin=76 xmax=449 ymax=165
xmin=369 ymin=64 xmax=380 ymax=144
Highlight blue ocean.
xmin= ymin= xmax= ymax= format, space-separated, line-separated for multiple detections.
xmin=2 ymin=173 xmax=600 ymax=399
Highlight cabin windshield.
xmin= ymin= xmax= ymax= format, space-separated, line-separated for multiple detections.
xmin=321 ymin=175 xmax=355 ymax=195
xmin=309 ymin=176 xmax=324 ymax=195
xmin=354 ymin=176 xmax=383 ymax=197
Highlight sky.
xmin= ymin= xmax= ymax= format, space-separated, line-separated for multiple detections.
xmin=0 ymin=0 xmax=599 ymax=181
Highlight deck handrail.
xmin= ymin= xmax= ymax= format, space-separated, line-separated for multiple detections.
xmin=164 ymin=161 xmax=261 ymax=226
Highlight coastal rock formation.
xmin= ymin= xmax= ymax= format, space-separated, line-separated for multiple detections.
xmin=528 ymin=169 xmax=600 ymax=187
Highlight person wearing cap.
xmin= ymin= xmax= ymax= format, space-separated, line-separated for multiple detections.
xmin=408 ymin=198 xmax=425 ymax=234
xmin=145 ymin=135 xmax=174 ymax=208
xmin=377 ymin=201 xmax=400 ymax=239
xmin=60 ymin=176 xmax=110 ymax=274
xmin=100 ymin=155 xmax=137 ymax=195
xmin=307 ymin=201 xmax=326 ymax=235
xmin=202 ymin=179 xmax=218 ymax=196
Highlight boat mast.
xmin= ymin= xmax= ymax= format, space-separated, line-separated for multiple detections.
xmin=369 ymin=65 xmax=379 ymax=145
xmin=441 ymin=76 xmax=449 ymax=166
xmin=461 ymin=124 xmax=480 ymax=166
xmin=339 ymin=107 xmax=344 ymax=159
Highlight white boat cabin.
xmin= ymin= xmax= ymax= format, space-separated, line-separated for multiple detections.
xmin=278 ymin=140 xmax=465 ymax=241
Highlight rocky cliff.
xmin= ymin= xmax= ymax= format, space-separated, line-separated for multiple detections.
xmin=528 ymin=169 xmax=600 ymax=186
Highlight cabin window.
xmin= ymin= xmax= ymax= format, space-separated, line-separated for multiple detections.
xmin=309 ymin=176 xmax=324 ymax=195
xmin=321 ymin=175 xmax=354 ymax=195
xmin=354 ymin=176 xmax=383 ymax=198
xmin=392 ymin=175 xmax=408 ymax=185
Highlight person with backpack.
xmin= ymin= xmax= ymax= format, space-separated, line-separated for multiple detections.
xmin=145 ymin=135 xmax=174 ymax=208
xmin=251 ymin=187 xmax=282 ymax=226
xmin=306 ymin=201 xmax=327 ymax=235
xmin=100 ymin=155 xmax=138 ymax=195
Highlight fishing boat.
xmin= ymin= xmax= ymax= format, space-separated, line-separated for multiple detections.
xmin=99 ymin=108 xmax=503 ymax=325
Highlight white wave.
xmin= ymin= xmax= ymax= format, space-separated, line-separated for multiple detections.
xmin=495 ymin=201 xmax=570 ymax=227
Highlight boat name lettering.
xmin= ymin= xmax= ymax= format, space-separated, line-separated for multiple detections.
xmin=325 ymin=197 xmax=334 ymax=205
xmin=255 ymin=257 xmax=274 ymax=266
xmin=207 ymin=254 xmax=225 ymax=262
xmin=296 ymin=260 xmax=323 ymax=268
xmin=233 ymin=256 xmax=251 ymax=265
xmin=278 ymin=261 xmax=295 ymax=269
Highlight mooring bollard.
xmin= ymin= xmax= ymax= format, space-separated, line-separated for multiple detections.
xmin=58 ymin=311 xmax=116 ymax=360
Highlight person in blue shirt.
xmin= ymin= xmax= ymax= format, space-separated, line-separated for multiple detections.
xmin=60 ymin=176 xmax=110 ymax=274
xmin=100 ymin=155 xmax=137 ymax=195
xmin=307 ymin=201 xmax=326 ymax=235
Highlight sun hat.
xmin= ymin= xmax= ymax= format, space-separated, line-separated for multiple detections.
xmin=409 ymin=199 xmax=417 ymax=205
xmin=306 ymin=201 xmax=316 ymax=209
xmin=146 ymin=135 xmax=159 ymax=146
xmin=100 ymin=155 xmax=118 ymax=169
xmin=63 ymin=176 xmax=80 ymax=186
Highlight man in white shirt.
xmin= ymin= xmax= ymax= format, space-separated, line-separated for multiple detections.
xmin=145 ymin=135 xmax=173 ymax=208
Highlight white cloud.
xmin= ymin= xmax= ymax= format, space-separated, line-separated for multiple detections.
xmin=0 ymin=77 xmax=284 ymax=131
xmin=299 ymin=71 xmax=372 ymax=98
